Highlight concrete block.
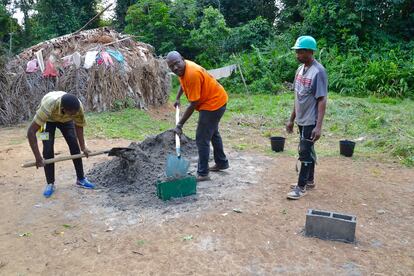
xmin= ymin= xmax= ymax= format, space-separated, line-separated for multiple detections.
xmin=305 ymin=209 xmax=357 ymax=243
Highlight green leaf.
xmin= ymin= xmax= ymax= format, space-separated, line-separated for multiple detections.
xmin=137 ymin=240 xmax=146 ymax=246
xmin=182 ymin=235 xmax=193 ymax=241
xmin=62 ymin=224 xmax=74 ymax=229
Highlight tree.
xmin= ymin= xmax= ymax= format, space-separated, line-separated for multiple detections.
xmin=115 ymin=0 xmax=137 ymax=31
xmin=32 ymin=0 xmax=80 ymax=41
xmin=357 ymin=0 xmax=414 ymax=41
xmin=16 ymin=0 xmax=34 ymax=44
xmin=277 ymin=0 xmax=414 ymax=50
xmin=197 ymin=0 xmax=277 ymax=27
xmin=0 ymin=4 xmax=10 ymax=57
xmin=274 ymin=0 xmax=305 ymax=32
xmin=30 ymin=0 xmax=99 ymax=43
xmin=72 ymin=0 xmax=99 ymax=29
xmin=124 ymin=0 xmax=175 ymax=54
xmin=189 ymin=6 xmax=230 ymax=67
xmin=0 ymin=3 xmax=23 ymax=54
xmin=0 ymin=4 xmax=10 ymax=41
xmin=170 ymin=0 xmax=198 ymax=30
xmin=225 ymin=16 xmax=272 ymax=53
xmin=168 ymin=0 xmax=198 ymax=58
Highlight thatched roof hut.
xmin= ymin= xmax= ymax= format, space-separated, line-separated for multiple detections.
xmin=0 ymin=27 xmax=171 ymax=125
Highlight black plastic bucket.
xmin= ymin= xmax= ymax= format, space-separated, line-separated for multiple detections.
xmin=340 ymin=140 xmax=356 ymax=157
xmin=270 ymin=136 xmax=285 ymax=152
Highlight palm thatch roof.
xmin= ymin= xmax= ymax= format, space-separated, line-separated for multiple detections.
xmin=0 ymin=27 xmax=171 ymax=126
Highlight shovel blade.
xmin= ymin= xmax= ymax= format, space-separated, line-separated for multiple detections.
xmin=166 ymin=154 xmax=190 ymax=178
xmin=108 ymin=147 xmax=134 ymax=157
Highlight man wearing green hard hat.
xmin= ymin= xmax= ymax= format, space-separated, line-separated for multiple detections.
xmin=286 ymin=35 xmax=328 ymax=200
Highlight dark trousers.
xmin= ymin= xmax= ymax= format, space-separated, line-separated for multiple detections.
xmin=42 ymin=121 xmax=84 ymax=184
xmin=196 ymin=104 xmax=228 ymax=176
xmin=297 ymin=125 xmax=316 ymax=188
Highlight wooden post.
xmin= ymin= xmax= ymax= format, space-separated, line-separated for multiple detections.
xmin=236 ymin=62 xmax=253 ymax=106
xmin=237 ymin=63 xmax=249 ymax=95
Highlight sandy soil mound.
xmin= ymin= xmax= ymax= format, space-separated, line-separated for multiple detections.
xmin=87 ymin=130 xmax=198 ymax=206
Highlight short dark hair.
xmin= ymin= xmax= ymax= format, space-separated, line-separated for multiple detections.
xmin=61 ymin=93 xmax=80 ymax=111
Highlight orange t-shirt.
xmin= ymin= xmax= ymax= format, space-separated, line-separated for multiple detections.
xmin=179 ymin=60 xmax=228 ymax=111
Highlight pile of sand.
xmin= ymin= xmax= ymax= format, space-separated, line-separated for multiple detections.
xmin=87 ymin=130 xmax=198 ymax=204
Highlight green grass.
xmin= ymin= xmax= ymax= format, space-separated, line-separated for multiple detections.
xmin=85 ymin=90 xmax=414 ymax=167
xmin=85 ymin=108 xmax=171 ymax=140
xmin=229 ymin=93 xmax=414 ymax=166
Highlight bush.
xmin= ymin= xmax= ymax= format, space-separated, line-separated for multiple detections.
xmin=325 ymin=43 xmax=414 ymax=98
xmin=222 ymin=36 xmax=414 ymax=98
xmin=189 ymin=7 xmax=231 ymax=68
xmin=224 ymin=17 xmax=271 ymax=53
xmin=222 ymin=34 xmax=297 ymax=94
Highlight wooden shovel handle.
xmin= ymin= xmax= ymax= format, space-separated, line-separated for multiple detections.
xmin=21 ymin=150 xmax=108 ymax=168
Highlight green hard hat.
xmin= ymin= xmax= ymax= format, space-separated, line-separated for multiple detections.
xmin=291 ymin=36 xmax=317 ymax=51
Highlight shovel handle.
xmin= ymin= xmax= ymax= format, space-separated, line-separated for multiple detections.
xmin=175 ymin=106 xmax=181 ymax=157
xmin=21 ymin=150 xmax=108 ymax=168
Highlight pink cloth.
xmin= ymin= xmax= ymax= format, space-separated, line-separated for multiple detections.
xmin=62 ymin=56 xmax=72 ymax=67
xmin=26 ymin=59 xmax=39 ymax=73
xmin=100 ymin=51 xmax=114 ymax=66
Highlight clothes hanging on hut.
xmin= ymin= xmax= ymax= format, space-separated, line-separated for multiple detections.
xmin=101 ymin=51 xmax=114 ymax=66
xmin=62 ymin=52 xmax=82 ymax=68
xmin=35 ymin=49 xmax=45 ymax=72
xmin=72 ymin=52 xmax=81 ymax=68
xmin=62 ymin=55 xmax=72 ymax=68
xmin=43 ymin=60 xmax=58 ymax=77
xmin=96 ymin=51 xmax=114 ymax=66
xmin=26 ymin=59 xmax=39 ymax=73
xmin=106 ymin=49 xmax=124 ymax=64
xmin=83 ymin=51 xmax=98 ymax=69
xmin=96 ymin=53 xmax=104 ymax=65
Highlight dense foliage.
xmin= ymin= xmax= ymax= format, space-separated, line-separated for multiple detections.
xmin=1 ymin=0 xmax=99 ymax=51
xmin=0 ymin=0 xmax=413 ymax=97
xmin=122 ymin=0 xmax=413 ymax=97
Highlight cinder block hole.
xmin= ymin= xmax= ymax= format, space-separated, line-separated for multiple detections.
xmin=311 ymin=210 xmax=331 ymax=216
xmin=333 ymin=213 xmax=353 ymax=221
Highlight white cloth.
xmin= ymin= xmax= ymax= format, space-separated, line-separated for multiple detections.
xmin=72 ymin=52 xmax=81 ymax=68
xmin=35 ymin=49 xmax=45 ymax=72
xmin=208 ymin=64 xmax=237 ymax=80
xmin=83 ymin=51 xmax=98 ymax=69
xmin=62 ymin=52 xmax=82 ymax=68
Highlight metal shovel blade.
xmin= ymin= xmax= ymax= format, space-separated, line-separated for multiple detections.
xmin=166 ymin=154 xmax=190 ymax=179
xmin=107 ymin=147 xmax=134 ymax=157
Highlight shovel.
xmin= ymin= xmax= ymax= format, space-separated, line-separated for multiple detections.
xmin=22 ymin=147 xmax=133 ymax=168
xmin=165 ymin=106 xmax=190 ymax=178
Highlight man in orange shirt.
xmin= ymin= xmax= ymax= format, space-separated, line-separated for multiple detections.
xmin=166 ymin=51 xmax=229 ymax=181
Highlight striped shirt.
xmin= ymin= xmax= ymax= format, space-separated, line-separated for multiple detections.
xmin=33 ymin=91 xmax=86 ymax=127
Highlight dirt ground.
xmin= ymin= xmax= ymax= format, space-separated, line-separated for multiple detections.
xmin=0 ymin=125 xmax=413 ymax=276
